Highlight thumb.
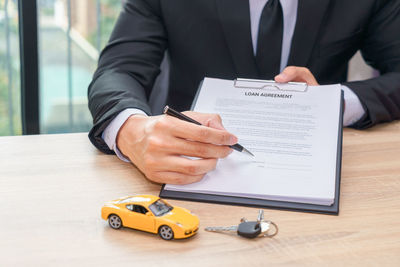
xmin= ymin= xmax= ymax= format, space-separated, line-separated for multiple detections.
xmin=274 ymin=68 xmax=293 ymax=83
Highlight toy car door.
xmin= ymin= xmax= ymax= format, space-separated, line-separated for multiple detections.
xmin=125 ymin=204 xmax=155 ymax=232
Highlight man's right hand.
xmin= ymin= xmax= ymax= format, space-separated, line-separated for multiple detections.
xmin=116 ymin=112 xmax=238 ymax=185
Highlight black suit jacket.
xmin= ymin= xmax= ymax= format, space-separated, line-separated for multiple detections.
xmin=88 ymin=0 xmax=400 ymax=154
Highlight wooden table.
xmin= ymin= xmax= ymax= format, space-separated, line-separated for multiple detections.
xmin=1 ymin=122 xmax=400 ymax=266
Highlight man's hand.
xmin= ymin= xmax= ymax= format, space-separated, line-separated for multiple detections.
xmin=116 ymin=112 xmax=238 ymax=185
xmin=275 ymin=66 xmax=319 ymax=85
xmin=274 ymin=66 xmax=347 ymax=110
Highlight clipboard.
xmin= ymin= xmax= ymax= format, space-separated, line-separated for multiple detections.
xmin=233 ymin=78 xmax=308 ymax=92
xmin=160 ymin=78 xmax=343 ymax=215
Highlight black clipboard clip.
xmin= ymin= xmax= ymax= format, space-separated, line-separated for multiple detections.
xmin=234 ymin=78 xmax=308 ymax=92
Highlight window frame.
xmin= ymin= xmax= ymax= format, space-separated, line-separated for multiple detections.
xmin=18 ymin=0 xmax=40 ymax=134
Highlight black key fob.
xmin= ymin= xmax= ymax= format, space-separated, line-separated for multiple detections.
xmin=237 ymin=221 xmax=261 ymax=238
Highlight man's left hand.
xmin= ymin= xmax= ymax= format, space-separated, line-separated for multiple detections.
xmin=274 ymin=66 xmax=319 ymax=85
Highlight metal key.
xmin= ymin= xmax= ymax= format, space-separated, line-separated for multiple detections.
xmin=257 ymin=210 xmax=269 ymax=234
xmin=205 ymin=209 xmax=278 ymax=238
xmin=257 ymin=209 xmax=264 ymax=222
xmin=257 ymin=210 xmax=279 ymax=237
xmin=205 ymin=220 xmax=261 ymax=239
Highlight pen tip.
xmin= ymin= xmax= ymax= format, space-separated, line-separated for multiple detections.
xmin=242 ymin=148 xmax=255 ymax=157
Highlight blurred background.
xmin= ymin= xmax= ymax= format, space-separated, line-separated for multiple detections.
xmin=0 ymin=0 xmax=119 ymax=135
xmin=0 ymin=0 xmax=376 ymax=136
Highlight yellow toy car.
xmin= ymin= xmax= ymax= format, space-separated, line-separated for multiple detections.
xmin=101 ymin=195 xmax=199 ymax=240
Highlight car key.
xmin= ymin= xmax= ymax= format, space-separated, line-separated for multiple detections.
xmin=206 ymin=209 xmax=278 ymax=239
xmin=257 ymin=209 xmax=264 ymax=222
xmin=205 ymin=220 xmax=261 ymax=239
xmin=237 ymin=221 xmax=262 ymax=238
xmin=256 ymin=210 xmax=279 ymax=237
xmin=257 ymin=209 xmax=270 ymax=235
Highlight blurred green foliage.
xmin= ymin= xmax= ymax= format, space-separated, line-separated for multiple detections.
xmin=0 ymin=52 xmax=22 ymax=136
xmin=0 ymin=1 xmax=22 ymax=136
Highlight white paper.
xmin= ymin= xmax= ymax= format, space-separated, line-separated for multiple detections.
xmin=165 ymin=78 xmax=342 ymax=206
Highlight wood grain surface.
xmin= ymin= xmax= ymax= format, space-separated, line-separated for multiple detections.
xmin=0 ymin=122 xmax=399 ymax=266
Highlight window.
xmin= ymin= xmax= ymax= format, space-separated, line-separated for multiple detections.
xmin=37 ymin=0 xmax=121 ymax=133
xmin=149 ymin=199 xmax=173 ymax=217
xmin=1 ymin=0 xmax=122 ymax=136
xmin=126 ymin=204 xmax=148 ymax=215
xmin=0 ymin=0 xmax=22 ymax=136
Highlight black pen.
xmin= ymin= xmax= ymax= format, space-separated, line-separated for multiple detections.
xmin=163 ymin=106 xmax=254 ymax=157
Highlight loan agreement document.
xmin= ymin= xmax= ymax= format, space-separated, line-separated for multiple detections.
xmin=164 ymin=78 xmax=342 ymax=206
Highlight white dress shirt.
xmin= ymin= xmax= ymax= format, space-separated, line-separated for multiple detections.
xmin=103 ymin=0 xmax=365 ymax=162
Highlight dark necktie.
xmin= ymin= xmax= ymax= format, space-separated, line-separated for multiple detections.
xmin=255 ymin=0 xmax=283 ymax=79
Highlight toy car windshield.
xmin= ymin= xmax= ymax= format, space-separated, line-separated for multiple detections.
xmin=149 ymin=199 xmax=173 ymax=216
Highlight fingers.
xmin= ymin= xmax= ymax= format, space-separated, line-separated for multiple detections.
xmin=143 ymin=156 xmax=218 ymax=184
xmin=144 ymin=128 xmax=233 ymax=159
xmin=163 ymin=117 xmax=237 ymax=145
xmin=161 ymin=136 xmax=233 ymax=158
xmin=147 ymin=171 xmax=205 ymax=185
xmin=161 ymin=156 xmax=218 ymax=175
xmin=146 ymin=113 xmax=237 ymax=146
xmin=172 ymin=124 xmax=237 ymax=146
xmin=274 ymin=66 xmax=319 ymax=85
xmin=117 ymin=112 xmax=237 ymax=185
xmin=148 ymin=115 xmax=237 ymax=145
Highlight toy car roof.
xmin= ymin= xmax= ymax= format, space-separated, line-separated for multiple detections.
xmin=116 ymin=195 xmax=160 ymax=205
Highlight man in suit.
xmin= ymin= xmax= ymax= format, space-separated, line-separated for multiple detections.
xmin=88 ymin=0 xmax=400 ymax=184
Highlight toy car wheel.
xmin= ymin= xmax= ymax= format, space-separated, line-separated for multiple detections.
xmin=108 ymin=214 xmax=122 ymax=229
xmin=158 ymin=225 xmax=174 ymax=240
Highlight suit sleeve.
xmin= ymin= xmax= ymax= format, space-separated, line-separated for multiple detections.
xmin=88 ymin=0 xmax=167 ymax=153
xmin=343 ymin=0 xmax=400 ymax=129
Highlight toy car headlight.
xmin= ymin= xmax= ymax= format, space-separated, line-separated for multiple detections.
xmin=184 ymin=230 xmax=193 ymax=235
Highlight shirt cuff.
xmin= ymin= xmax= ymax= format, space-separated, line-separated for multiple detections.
xmin=341 ymin=85 xmax=366 ymax=127
xmin=102 ymin=108 xmax=148 ymax=162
